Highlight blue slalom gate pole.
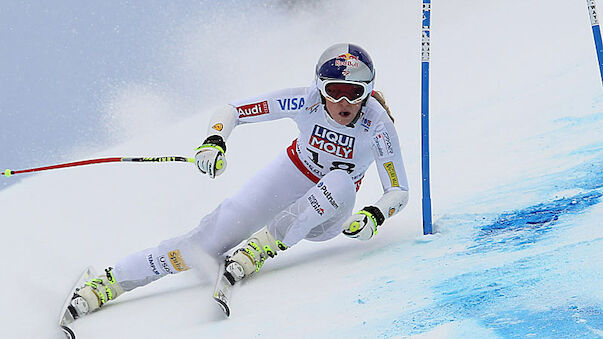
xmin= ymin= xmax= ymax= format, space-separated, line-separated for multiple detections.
xmin=587 ymin=0 xmax=603 ymax=85
xmin=421 ymin=0 xmax=433 ymax=235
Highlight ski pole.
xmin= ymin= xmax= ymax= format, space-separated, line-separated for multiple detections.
xmin=2 ymin=156 xmax=195 ymax=178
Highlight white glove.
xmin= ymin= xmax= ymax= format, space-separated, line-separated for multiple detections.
xmin=195 ymin=135 xmax=227 ymax=179
xmin=342 ymin=206 xmax=385 ymax=241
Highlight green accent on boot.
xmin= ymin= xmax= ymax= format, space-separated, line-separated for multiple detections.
xmin=263 ymin=244 xmax=275 ymax=258
xmin=248 ymin=241 xmax=261 ymax=253
xmin=95 ymin=288 xmax=107 ymax=305
xmin=106 ymin=268 xmax=117 ymax=284
xmin=85 ymin=279 xmax=102 ymax=289
xmin=255 ymin=257 xmax=265 ymax=272
xmin=82 ymin=269 xmax=123 ymax=307
xmin=276 ymin=240 xmax=288 ymax=251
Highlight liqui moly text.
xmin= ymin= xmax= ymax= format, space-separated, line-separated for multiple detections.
xmin=309 ymin=125 xmax=355 ymax=159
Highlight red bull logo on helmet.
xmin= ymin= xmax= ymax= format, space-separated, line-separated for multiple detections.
xmin=309 ymin=125 xmax=355 ymax=159
xmin=335 ymin=53 xmax=359 ymax=68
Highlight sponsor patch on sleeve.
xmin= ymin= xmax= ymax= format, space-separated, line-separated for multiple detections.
xmin=168 ymin=249 xmax=190 ymax=272
xmin=374 ymin=131 xmax=395 ymax=158
xmin=212 ymin=123 xmax=224 ymax=131
xmin=237 ymin=100 xmax=269 ymax=118
xmin=276 ymin=97 xmax=305 ymax=111
xmin=383 ymin=162 xmax=399 ymax=187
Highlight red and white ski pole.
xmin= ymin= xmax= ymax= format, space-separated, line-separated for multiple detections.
xmin=1 ymin=156 xmax=195 ymax=178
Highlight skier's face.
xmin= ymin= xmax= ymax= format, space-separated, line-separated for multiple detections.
xmin=325 ymin=99 xmax=362 ymax=126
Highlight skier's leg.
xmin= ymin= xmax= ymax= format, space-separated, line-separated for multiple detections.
xmin=226 ymin=170 xmax=356 ymax=281
xmin=70 ymin=153 xmax=311 ymax=318
xmin=107 ymin=151 xmax=313 ymax=291
xmin=271 ymin=169 xmax=356 ymax=246
xmin=186 ymin=150 xmax=314 ymax=257
xmin=70 ymin=234 xmax=208 ymax=319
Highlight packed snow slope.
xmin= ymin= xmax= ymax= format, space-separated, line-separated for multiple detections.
xmin=1 ymin=1 xmax=602 ymax=338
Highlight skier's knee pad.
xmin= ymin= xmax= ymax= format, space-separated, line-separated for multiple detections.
xmin=315 ymin=169 xmax=356 ymax=211
xmin=266 ymin=170 xmax=357 ymax=247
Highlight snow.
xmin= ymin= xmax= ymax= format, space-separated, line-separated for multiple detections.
xmin=1 ymin=1 xmax=602 ymax=338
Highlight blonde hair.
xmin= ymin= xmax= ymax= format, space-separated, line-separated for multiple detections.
xmin=372 ymin=90 xmax=394 ymax=122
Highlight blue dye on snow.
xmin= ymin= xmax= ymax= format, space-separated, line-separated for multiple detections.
xmin=381 ymin=239 xmax=603 ymax=338
xmin=483 ymin=305 xmax=603 ymax=338
xmin=469 ymin=190 xmax=602 ymax=253
xmin=360 ymin=116 xmax=603 ymax=338
xmin=466 ymin=147 xmax=603 ymax=254
xmin=569 ymin=157 xmax=603 ymax=191
xmin=380 ymin=157 xmax=602 ymax=337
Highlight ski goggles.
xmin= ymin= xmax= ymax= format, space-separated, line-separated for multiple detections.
xmin=318 ymin=79 xmax=372 ymax=104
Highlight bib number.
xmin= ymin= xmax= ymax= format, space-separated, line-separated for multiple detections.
xmin=307 ymin=148 xmax=355 ymax=174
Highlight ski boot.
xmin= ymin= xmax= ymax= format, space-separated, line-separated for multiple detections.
xmin=68 ymin=267 xmax=124 ymax=320
xmin=224 ymin=227 xmax=288 ymax=284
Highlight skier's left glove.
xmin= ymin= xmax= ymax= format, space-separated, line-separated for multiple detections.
xmin=342 ymin=206 xmax=385 ymax=241
xmin=195 ymin=135 xmax=227 ymax=179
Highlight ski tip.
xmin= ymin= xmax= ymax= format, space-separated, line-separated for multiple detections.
xmin=213 ymin=297 xmax=231 ymax=317
xmin=60 ymin=325 xmax=76 ymax=339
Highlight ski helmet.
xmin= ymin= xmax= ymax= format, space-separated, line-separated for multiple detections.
xmin=315 ymin=43 xmax=375 ymax=105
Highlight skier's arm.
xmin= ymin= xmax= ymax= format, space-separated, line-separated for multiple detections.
xmin=342 ymin=117 xmax=409 ymax=240
xmin=195 ymin=87 xmax=308 ymax=178
xmin=206 ymin=105 xmax=238 ymax=142
xmin=194 ymin=105 xmax=236 ymax=178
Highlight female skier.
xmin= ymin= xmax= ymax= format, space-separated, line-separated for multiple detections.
xmin=68 ymin=43 xmax=409 ymax=318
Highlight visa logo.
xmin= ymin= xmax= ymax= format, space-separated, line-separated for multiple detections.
xmin=277 ymin=97 xmax=305 ymax=111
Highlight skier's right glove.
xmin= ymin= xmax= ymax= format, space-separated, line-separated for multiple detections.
xmin=195 ymin=135 xmax=227 ymax=179
xmin=342 ymin=206 xmax=385 ymax=241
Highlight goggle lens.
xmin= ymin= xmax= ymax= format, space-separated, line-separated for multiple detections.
xmin=324 ymin=82 xmax=367 ymax=103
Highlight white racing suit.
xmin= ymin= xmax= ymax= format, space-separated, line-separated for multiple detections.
xmin=112 ymin=84 xmax=409 ymax=291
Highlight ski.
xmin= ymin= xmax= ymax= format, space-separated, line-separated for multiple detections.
xmin=58 ymin=266 xmax=97 ymax=339
xmin=213 ymin=260 xmax=235 ymax=317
